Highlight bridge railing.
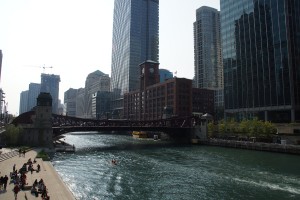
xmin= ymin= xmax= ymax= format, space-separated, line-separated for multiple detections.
xmin=52 ymin=114 xmax=204 ymax=129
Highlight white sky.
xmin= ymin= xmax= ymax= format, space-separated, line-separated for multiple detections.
xmin=0 ymin=0 xmax=220 ymax=115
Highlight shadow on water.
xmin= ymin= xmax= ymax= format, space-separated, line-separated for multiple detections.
xmin=76 ymin=142 xmax=192 ymax=153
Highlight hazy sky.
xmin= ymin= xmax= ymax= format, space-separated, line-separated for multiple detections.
xmin=0 ymin=0 xmax=220 ymax=115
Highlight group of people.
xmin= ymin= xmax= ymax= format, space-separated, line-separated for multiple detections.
xmin=0 ymin=173 xmax=9 ymax=191
xmin=18 ymin=149 xmax=26 ymax=157
xmin=10 ymin=158 xmax=45 ymax=199
xmin=11 ymin=170 xmax=26 ymax=200
xmin=111 ymin=159 xmax=117 ymax=165
xmin=31 ymin=178 xmax=49 ymax=199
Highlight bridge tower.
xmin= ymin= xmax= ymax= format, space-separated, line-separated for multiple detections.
xmin=29 ymin=92 xmax=53 ymax=147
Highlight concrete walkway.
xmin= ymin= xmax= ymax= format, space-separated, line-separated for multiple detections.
xmin=0 ymin=148 xmax=75 ymax=200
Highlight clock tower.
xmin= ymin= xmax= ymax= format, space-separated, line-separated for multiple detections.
xmin=140 ymin=60 xmax=160 ymax=91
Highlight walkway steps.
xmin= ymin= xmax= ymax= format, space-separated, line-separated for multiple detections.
xmin=0 ymin=149 xmax=19 ymax=162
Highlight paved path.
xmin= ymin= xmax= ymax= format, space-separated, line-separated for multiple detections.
xmin=0 ymin=148 xmax=75 ymax=200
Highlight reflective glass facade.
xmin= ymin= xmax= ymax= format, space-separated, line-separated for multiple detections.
xmin=221 ymin=0 xmax=300 ymax=122
xmin=40 ymin=74 xmax=61 ymax=114
xmin=194 ymin=6 xmax=223 ymax=90
xmin=111 ymin=0 xmax=159 ymax=97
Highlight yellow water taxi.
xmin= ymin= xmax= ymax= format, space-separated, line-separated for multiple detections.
xmin=132 ymin=131 xmax=148 ymax=138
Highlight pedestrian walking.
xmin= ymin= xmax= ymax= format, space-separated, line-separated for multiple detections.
xmin=13 ymin=163 xmax=16 ymax=172
xmin=3 ymin=175 xmax=8 ymax=190
xmin=13 ymin=184 xmax=20 ymax=200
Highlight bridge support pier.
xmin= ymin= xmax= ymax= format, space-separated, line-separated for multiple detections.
xmin=190 ymin=122 xmax=208 ymax=144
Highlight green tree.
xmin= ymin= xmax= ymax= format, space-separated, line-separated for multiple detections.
xmin=207 ymin=122 xmax=214 ymax=138
xmin=3 ymin=124 xmax=23 ymax=145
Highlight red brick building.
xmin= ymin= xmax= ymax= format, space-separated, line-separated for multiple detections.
xmin=123 ymin=60 xmax=214 ymax=120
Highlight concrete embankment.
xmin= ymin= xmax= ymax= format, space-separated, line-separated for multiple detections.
xmin=0 ymin=148 xmax=75 ymax=200
xmin=195 ymin=139 xmax=300 ymax=155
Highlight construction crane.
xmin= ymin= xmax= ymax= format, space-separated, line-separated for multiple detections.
xmin=24 ymin=65 xmax=54 ymax=73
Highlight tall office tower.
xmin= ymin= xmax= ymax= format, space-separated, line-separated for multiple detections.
xmin=64 ymin=88 xmax=78 ymax=117
xmin=76 ymin=88 xmax=85 ymax=118
xmin=194 ymin=6 xmax=224 ymax=119
xmin=110 ymin=0 xmax=159 ymax=115
xmin=0 ymin=50 xmax=2 ymax=82
xmin=27 ymin=83 xmax=41 ymax=111
xmin=194 ymin=6 xmax=223 ymax=90
xmin=19 ymin=90 xmax=29 ymax=114
xmin=220 ymin=0 xmax=300 ymax=122
xmin=40 ymin=74 xmax=61 ymax=114
xmin=83 ymin=70 xmax=110 ymax=118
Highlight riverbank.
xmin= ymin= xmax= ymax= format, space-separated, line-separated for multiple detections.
xmin=0 ymin=148 xmax=75 ymax=200
xmin=196 ymin=138 xmax=300 ymax=155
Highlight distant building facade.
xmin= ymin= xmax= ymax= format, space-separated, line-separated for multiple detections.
xmin=19 ymin=83 xmax=41 ymax=114
xmin=192 ymin=88 xmax=215 ymax=116
xmin=83 ymin=70 xmax=110 ymax=118
xmin=64 ymin=88 xmax=78 ymax=117
xmin=124 ymin=61 xmax=215 ymax=121
xmin=124 ymin=61 xmax=192 ymax=120
xmin=220 ymin=0 xmax=300 ymax=122
xmin=40 ymin=74 xmax=60 ymax=114
xmin=75 ymin=88 xmax=85 ymax=118
xmin=27 ymin=83 xmax=41 ymax=111
xmin=159 ymin=69 xmax=173 ymax=83
xmin=19 ymin=90 xmax=29 ymax=114
xmin=91 ymin=91 xmax=111 ymax=119
xmin=110 ymin=0 xmax=159 ymax=116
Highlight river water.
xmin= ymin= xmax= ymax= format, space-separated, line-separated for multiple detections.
xmin=52 ymin=132 xmax=300 ymax=200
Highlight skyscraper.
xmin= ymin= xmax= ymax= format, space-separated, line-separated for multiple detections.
xmin=40 ymin=74 xmax=60 ymax=114
xmin=19 ymin=90 xmax=29 ymax=114
xmin=220 ymin=0 xmax=300 ymax=122
xmin=194 ymin=6 xmax=224 ymax=119
xmin=194 ymin=6 xmax=223 ymax=90
xmin=64 ymin=88 xmax=78 ymax=117
xmin=83 ymin=70 xmax=110 ymax=118
xmin=110 ymin=0 xmax=159 ymax=99
xmin=27 ymin=83 xmax=41 ymax=111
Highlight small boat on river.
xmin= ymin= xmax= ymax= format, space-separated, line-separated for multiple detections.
xmin=132 ymin=131 xmax=148 ymax=138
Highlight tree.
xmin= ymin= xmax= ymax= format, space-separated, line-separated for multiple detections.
xmin=2 ymin=124 xmax=23 ymax=145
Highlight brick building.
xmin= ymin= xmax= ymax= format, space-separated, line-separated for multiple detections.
xmin=124 ymin=60 xmax=213 ymax=120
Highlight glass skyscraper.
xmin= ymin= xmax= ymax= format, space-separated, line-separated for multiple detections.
xmin=220 ymin=0 xmax=300 ymax=122
xmin=194 ymin=6 xmax=223 ymax=90
xmin=40 ymin=74 xmax=61 ymax=114
xmin=110 ymin=0 xmax=159 ymax=96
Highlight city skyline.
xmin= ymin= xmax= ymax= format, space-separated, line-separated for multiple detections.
xmin=0 ymin=0 xmax=220 ymax=115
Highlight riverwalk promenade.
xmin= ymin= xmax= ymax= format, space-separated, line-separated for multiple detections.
xmin=0 ymin=148 xmax=75 ymax=200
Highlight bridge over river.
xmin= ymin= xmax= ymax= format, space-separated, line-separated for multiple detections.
xmin=51 ymin=114 xmax=207 ymax=140
xmin=12 ymin=112 xmax=208 ymax=142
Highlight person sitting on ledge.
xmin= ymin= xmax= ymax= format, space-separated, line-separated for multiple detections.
xmin=31 ymin=185 xmax=38 ymax=197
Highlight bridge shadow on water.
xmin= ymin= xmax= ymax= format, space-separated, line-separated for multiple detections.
xmin=76 ymin=142 xmax=192 ymax=153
